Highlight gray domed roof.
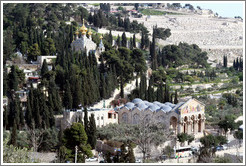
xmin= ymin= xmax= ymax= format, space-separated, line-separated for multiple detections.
xmin=148 ymin=104 xmax=160 ymax=111
xmin=165 ymin=102 xmax=176 ymax=108
xmin=132 ymin=98 xmax=143 ymax=104
xmin=125 ymin=102 xmax=135 ymax=109
xmin=153 ymin=101 xmax=162 ymax=106
xmin=144 ymin=102 xmax=152 ymax=106
xmin=160 ymin=105 xmax=172 ymax=112
xmin=136 ymin=103 xmax=148 ymax=110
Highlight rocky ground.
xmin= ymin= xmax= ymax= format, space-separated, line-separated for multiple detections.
xmin=128 ymin=13 xmax=243 ymax=66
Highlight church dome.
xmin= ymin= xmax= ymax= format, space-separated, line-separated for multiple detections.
xmin=88 ymin=28 xmax=92 ymax=36
xmin=132 ymin=98 xmax=143 ymax=104
xmin=80 ymin=19 xmax=87 ymax=34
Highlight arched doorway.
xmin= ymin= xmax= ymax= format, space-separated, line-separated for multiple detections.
xmin=184 ymin=116 xmax=188 ymax=133
xmin=133 ymin=113 xmax=140 ymax=124
xmin=122 ymin=112 xmax=128 ymax=123
xmin=170 ymin=116 xmax=178 ymax=134
xmin=198 ymin=114 xmax=202 ymax=132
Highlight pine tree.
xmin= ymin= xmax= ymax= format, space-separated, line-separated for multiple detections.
xmin=9 ymin=119 xmax=17 ymax=146
xmin=121 ymin=32 xmax=127 ymax=47
xmin=88 ymin=113 xmax=97 ymax=149
xmin=126 ymin=144 xmax=135 ymax=163
xmin=119 ymin=143 xmax=127 ymax=162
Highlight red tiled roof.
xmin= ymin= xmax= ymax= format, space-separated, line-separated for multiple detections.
xmin=108 ymin=110 xmax=116 ymax=114
xmin=29 ymin=77 xmax=39 ymax=80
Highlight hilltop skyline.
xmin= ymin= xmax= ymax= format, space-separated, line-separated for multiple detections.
xmin=181 ymin=2 xmax=244 ymax=18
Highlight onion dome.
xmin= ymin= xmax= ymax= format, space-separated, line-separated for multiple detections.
xmin=80 ymin=18 xmax=87 ymax=34
xmin=75 ymin=27 xmax=79 ymax=35
xmin=88 ymin=27 xmax=92 ymax=36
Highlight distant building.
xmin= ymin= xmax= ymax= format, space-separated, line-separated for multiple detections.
xmin=15 ymin=90 xmax=29 ymax=110
xmin=61 ymin=108 xmax=118 ymax=130
xmin=117 ymin=98 xmax=206 ymax=135
xmin=37 ymin=55 xmax=57 ymax=66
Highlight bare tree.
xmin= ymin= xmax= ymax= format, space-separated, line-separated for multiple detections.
xmin=98 ymin=111 xmax=173 ymax=162
xmin=25 ymin=122 xmax=45 ymax=152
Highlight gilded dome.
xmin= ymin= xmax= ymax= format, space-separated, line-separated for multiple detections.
xmin=88 ymin=28 xmax=92 ymax=36
xmin=80 ymin=19 xmax=87 ymax=33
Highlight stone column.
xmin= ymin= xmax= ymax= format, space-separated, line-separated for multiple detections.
xmin=187 ymin=121 xmax=192 ymax=134
xmin=178 ymin=122 xmax=184 ymax=134
xmin=194 ymin=119 xmax=199 ymax=134
xmin=201 ymin=118 xmax=206 ymax=132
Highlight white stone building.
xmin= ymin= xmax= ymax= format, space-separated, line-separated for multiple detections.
xmin=61 ymin=108 xmax=118 ymax=130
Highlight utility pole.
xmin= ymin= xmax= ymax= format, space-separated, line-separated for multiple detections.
xmin=75 ymin=145 xmax=78 ymax=163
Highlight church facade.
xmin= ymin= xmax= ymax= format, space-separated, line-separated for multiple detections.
xmin=117 ymin=98 xmax=206 ymax=135
xmin=71 ymin=19 xmax=104 ymax=55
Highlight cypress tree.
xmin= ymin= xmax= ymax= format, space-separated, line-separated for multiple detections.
xmin=99 ymin=55 xmax=105 ymax=73
xmin=33 ymin=90 xmax=41 ymax=128
xmin=9 ymin=65 xmax=19 ymax=91
xmin=147 ymin=77 xmax=154 ymax=102
xmin=73 ymin=78 xmax=83 ymax=108
xmin=164 ymin=83 xmax=170 ymax=102
xmin=88 ymin=113 xmax=97 ymax=149
xmin=130 ymin=37 xmax=133 ymax=50
xmin=19 ymin=108 xmax=24 ymax=129
xmin=156 ymin=84 xmax=164 ymax=102
xmin=100 ymin=73 xmax=106 ymax=99
xmin=63 ymin=81 xmax=73 ymax=109
xmin=139 ymin=74 xmax=147 ymax=99
xmin=84 ymin=107 xmax=89 ymax=134
xmin=109 ymin=30 xmax=113 ymax=46
xmin=116 ymin=35 xmax=121 ymax=47
xmin=151 ymin=28 xmax=157 ymax=70
xmin=121 ymin=32 xmax=127 ymax=47
xmin=140 ymin=31 xmax=145 ymax=49
xmin=174 ymin=90 xmax=178 ymax=104
xmin=41 ymin=59 xmax=49 ymax=77
xmin=236 ymin=57 xmax=239 ymax=70
xmin=133 ymin=34 xmax=136 ymax=48
xmin=3 ymin=106 xmax=9 ymax=130
xmin=9 ymin=119 xmax=17 ymax=146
